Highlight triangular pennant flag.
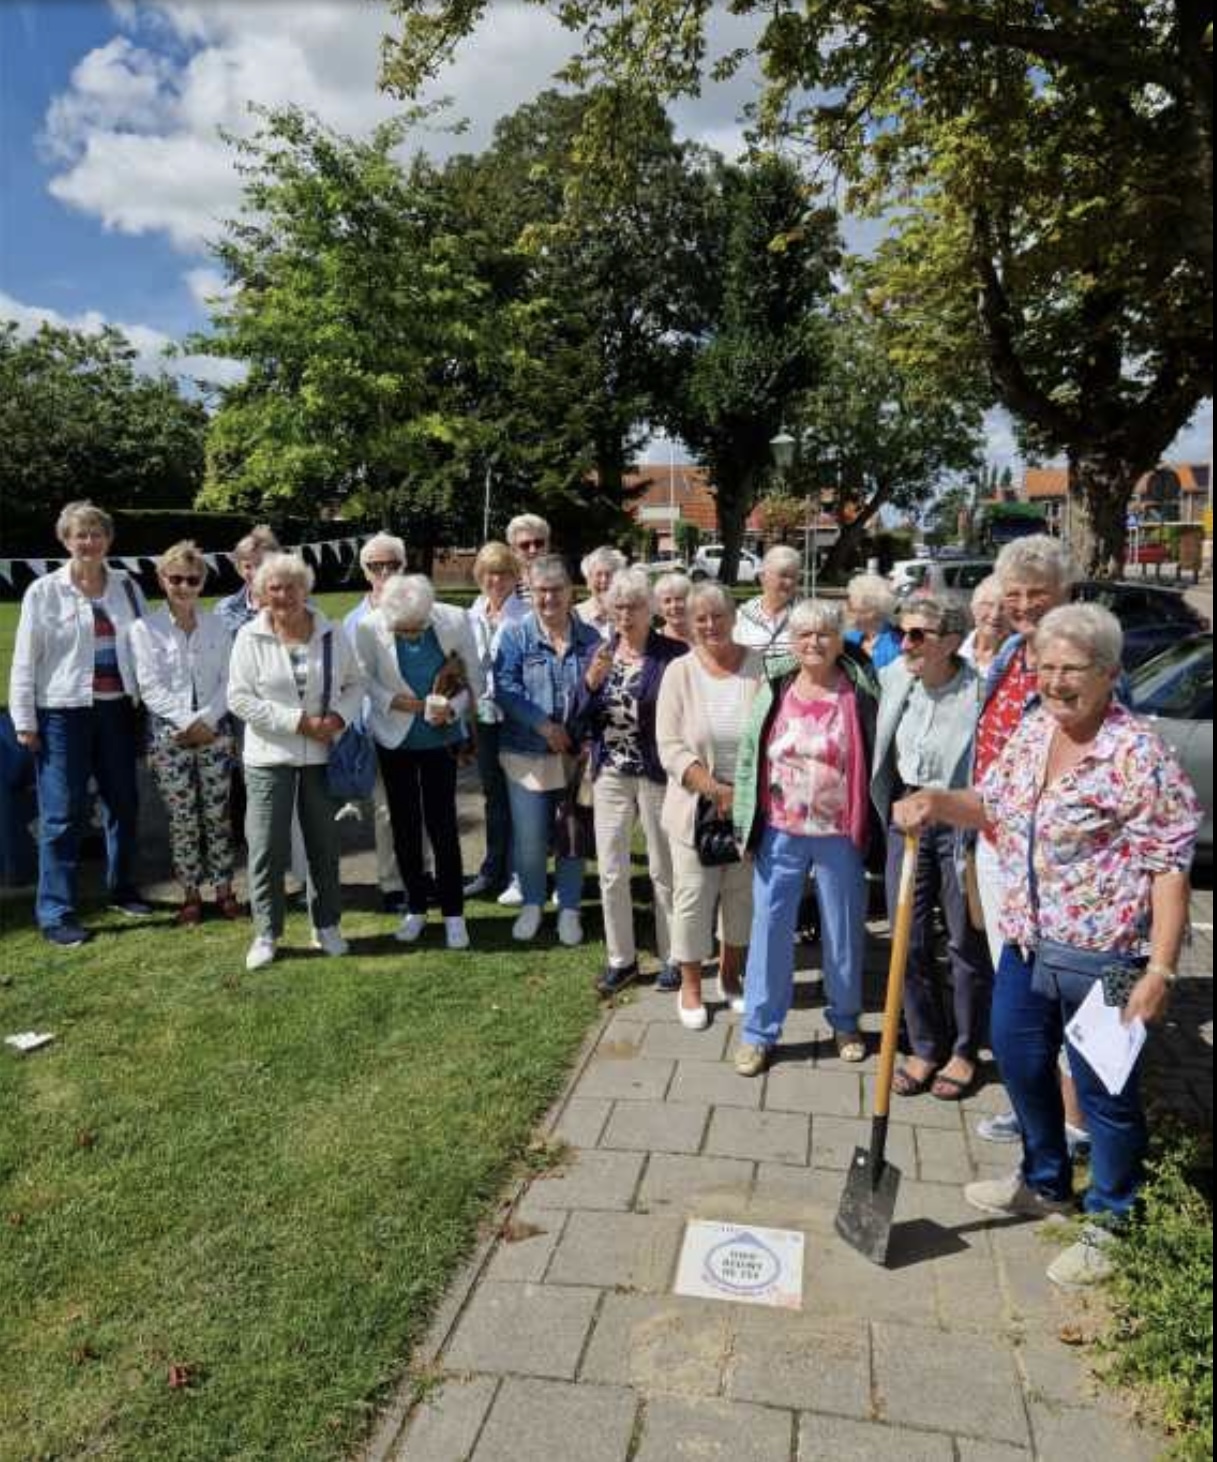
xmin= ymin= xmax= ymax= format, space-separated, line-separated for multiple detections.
xmin=29 ymin=558 xmax=47 ymax=577
xmin=0 ymin=561 xmax=11 ymax=586
xmin=203 ymin=553 xmax=219 ymax=571
xmin=120 ymin=556 xmax=142 ymax=572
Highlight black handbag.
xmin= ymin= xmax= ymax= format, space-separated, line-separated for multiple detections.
xmin=553 ymin=761 xmax=596 ymax=860
xmin=694 ymin=794 xmax=740 ymax=868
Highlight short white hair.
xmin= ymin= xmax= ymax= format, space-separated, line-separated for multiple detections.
xmin=252 ymin=552 xmax=314 ymax=598
xmin=653 ymin=571 xmax=691 ymax=602
xmin=360 ymin=533 xmax=406 ymax=570
xmin=604 ymin=568 xmax=654 ymax=612
xmin=762 ymin=545 xmax=801 ymax=577
xmin=506 ymin=514 xmax=551 ymax=549
xmin=847 ymin=572 xmax=897 ymax=619
xmin=379 ymin=573 xmax=435 ymax=629
xmin=995 ymin=534 xmax=1076 ymax=595
xmin=971 ymin=573 xmax=1002 ymax=605
xmin=1034 ymin=603 xmax=1123 ymax=672
xmin=528 ymin=554 xmax=571 ymax=590
xmin=789 ymin=599 xmax=844 ymax=638
xmin=687 ymin=581 xmax=735 ymax=619
xmin=581 ymin=545 xmax=628 ymax=583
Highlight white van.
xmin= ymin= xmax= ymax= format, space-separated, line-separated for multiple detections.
xmin=691 ymin=544 xmax=761 ymax=584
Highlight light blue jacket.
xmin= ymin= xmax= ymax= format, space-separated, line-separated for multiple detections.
xmin=493 ymin=614 xmax=602 ymax=757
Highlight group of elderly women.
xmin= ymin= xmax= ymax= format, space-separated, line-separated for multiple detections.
xmin=12 ymin=509 xmax=1200 ymax=1288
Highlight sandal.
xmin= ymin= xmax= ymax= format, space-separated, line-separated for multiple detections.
xmin=892 ymin=1064 xmax=936 ymax=1097
xmin=931 ymin=1071 xmax=976 ymax=1102
xmin=834 ymin=1032 xmax=867 ymax=1064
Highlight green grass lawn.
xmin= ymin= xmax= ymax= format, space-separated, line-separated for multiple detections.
xmin=0 ymin=900 xmax=602 ymax=1459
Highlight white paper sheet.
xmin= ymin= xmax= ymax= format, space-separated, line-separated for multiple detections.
xmin=1065 ymin=982 xmax=1146 ymax=1096
xmin=5 ymin=1031 xmax=55 ymax=1054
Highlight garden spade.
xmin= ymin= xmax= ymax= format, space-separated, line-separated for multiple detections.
xmin=835 ymin=831 xmax=919 ymax=1266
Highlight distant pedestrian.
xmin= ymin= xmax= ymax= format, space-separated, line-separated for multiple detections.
xmin=734 ymin=545 xmax=801 ymax=665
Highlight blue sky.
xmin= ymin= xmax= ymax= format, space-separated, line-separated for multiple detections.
xmin=1 ymin=0 xmax=1210 ymax=473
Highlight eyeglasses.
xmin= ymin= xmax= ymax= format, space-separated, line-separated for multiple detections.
xmin=900 ymin=627 xmax=942 ymax=646
xmin=795 ymin=629 xmax=837 ymax=642
xmin=164 ymin=574 xmax=203 ymax=588
xmin=1037 ymin=662 xmax=1096 ymax=681
xmin=365 ymin=561 xmax=403 ymax=575
xmin=516 ymin=538 xmax=547 ymax=551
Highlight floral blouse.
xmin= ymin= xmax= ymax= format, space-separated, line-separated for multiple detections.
xmin=978 ymin=703 xmax=1201 ymax=954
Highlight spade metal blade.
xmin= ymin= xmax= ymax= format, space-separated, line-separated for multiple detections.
xmin=835 ymin=1145 xmax=902 ymax=1267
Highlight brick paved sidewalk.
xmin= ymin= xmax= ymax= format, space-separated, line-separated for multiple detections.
xmin=366 ymin=917 xmax=1211 ymax=1462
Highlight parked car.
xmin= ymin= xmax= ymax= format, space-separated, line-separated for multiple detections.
xmin=690 ymin=544 xmax=761 ymax=584
xmin=1129 ymin=634 xmax=1212 ymax=860
xmin=891 ymin=557 xmax=995 ymax=600
xmin=1073 ymin=581 xmax=1210 ymax=669
xmin=635 ymin=556 xmax=687 ymax=578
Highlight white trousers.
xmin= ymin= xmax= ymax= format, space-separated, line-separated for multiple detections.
xmin=592 ymin=769 xmax=672 ymax=968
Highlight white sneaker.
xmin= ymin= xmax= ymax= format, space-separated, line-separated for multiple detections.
xmin=964 ymin=1171 xmax=1074 ymax=1220
xmin=497 ymin=876 xmax=524 ymax=907
xmin=310 ymin=926 xmax=349 ymax=957
xmin=444 ymin=916 xmax=470 ymax=950
xmin=245 ymin=936 xmax=277 ymax=971
xmin=717 ymin=978 xmax=746 ymax=1015
xmin=1046 ymin=1224 xmax=1116 ymax=1289
xmin=396 ymin=912 xmax=427 ymax=944
xmin=512 ymin=905 xmax=543 ymax=941
xmin=677 ymin=994 xmax=709 ymax=1031
xmin=557 ymin=909 xmax=583 ymax=947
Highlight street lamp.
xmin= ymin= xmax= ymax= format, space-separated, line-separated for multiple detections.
xmin=770 ymin=427 xmax=818 ymax=599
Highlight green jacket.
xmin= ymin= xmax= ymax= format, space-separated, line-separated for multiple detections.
xmin=732 ymin=648 xmax=880 ymax=851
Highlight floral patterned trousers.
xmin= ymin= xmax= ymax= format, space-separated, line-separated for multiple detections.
xmin=148 ymin=716 xmax=236 ymax=892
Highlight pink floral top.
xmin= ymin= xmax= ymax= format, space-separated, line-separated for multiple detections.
xmin=978 ymin=703 xmax=1201 ymax=954
xmin=763 ymin=679 xmax=869 ymax=847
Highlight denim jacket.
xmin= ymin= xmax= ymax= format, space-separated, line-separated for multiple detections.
xmin=493 ymin=614 xmax=603 ymax=757
xmin=571 ymin=631 xmax=688 ymax=783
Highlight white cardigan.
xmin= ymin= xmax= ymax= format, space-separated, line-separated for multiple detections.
xmin=228 ymin=610 xmax=363 ymax=768
xmin=354 ymin=602 xmax=484 ymax=750
xmin=129 ymin=608 xmax=232 ymax=733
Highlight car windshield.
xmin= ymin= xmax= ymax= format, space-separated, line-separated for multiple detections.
xmin=1130 ymin=639 xmax=1214 ymax=719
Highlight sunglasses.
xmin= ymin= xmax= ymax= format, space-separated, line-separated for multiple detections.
xmin=517 ymin=538 xmax=547 ymax=551
xmin=900 ymin=627 xmax=942 ymax=646
xmin=365 ymin=561 xmax=403 ymax=575
xmin=164 ymin=574 xmax=203 ymax=588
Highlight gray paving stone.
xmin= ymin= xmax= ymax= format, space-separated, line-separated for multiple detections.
xmin=634 ymin=1395 xmax=794 ymax=1462
xmin=867 ymin=1078 xmax=967 ymax=1129
xmin=871 ymin=1322 xmax=1030 ymax=1446
xmin=1028 ymin=1401 xmax=1165 ymax=1460
xmin=953 ymin=1443 xmax=1030 ymax=1462
xmin=577 ymin=1056 xmax=675 ymax=1103
xmin=598 ymin=1015 xmax=650 ymax=1047
xmin=396 ymin=1375 xmax=498 ymax=1461
xmin=669 ymin=1059 xmax=764 ymax=1109
xmin=552 ymin=1098 xmax=613 ymax=1149
xmin=1018 ymin=1338 xmax=1121 ymax=1411
xmin=444 ymin=1283 xmax=601 ymax=1380
xmin=472 ymin=1377 xmax=636 ymax=1462
xmin=809 ymin=1115 xmax=916 ymax=1172
xmin=797 ymin=1413 xmax=954 ymax=1460
xmin=636 ymin=1153 xmax=754 ymax=1218
xmin=600 ymin=1099 xmax=709 ymax=1155
xmin=989 ymin=1221 xmax=1075 ymax=1322
xmin=639 ymin=1018 xmax=731 ymax=1062
xmin=914 ymin=1126 xmax=977 ymax=1184
xmin=747 ymin=1163 xmax=838 ymax=1232
xmin=580 ymin=1292 xmax=733 ymax=1395
xmin=727 ymin=1311 xmax=871 ymax=1419
xmin=765 ymin=1066 xmax=864 ymax=1117
xmin=483 ymin=1213 xmax=565 ymax=1284
xmin=525 ymin=1149 xmax=646 ymax=1212
xmin=546 ymin=1210 xmax=684 ymax=1292
xmin=705 ymin=1107 xmax=811 ymax=1166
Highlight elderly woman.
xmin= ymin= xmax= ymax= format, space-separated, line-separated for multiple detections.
xmin=732 ymin=601 xmax=880 ymax=1076
xmin=573 ymin=568 xmax=687 ymax=996
xmin=895 ymin=604 xmax=1200 ymax=1288
xmin=576 ymin=546 xmax=629 ymax=637
xmin=657 ymin=584 xmax=764 ymax=1023
xmin=464 ymin=541 xmax=529 ymax=901
xmin=959 ymin=574 xmax=1009 ymax=680
xmin=9 ymin=500 xmax=150 ymax=946
xmin=506 ymin=513 xmax=552 ymax=599
xmin=227 ymin=553 xmax=362 ymax=971
xmin=871 ymin=597 xmax=992 ymax=1099
xmin=844 ymin=572 xmax=902 ymax=669
xmin=356 ymin=574 xmax=481 ymax=949
xmin=493 ymin=554 xmax=602 ymax=944
xmin=654 ymin=571 xmax=693 ymax=644
xmin=214 ymin=524 xmax=280 ymax=636
xmin=734 ymin=545 xmax=802 ymax=663
xmin=129 ymin=541 xmax=239 ymax=925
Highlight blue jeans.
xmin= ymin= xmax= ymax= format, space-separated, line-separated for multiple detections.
xmin=505 ymin=775 xmax=584 ymax=911
xmin=475 ymin=723 xmax=513 ymax=888
xmin=992 ymin=943 xmax=1148 ymax=1218
xmin=34 ymin=702 xmax=141 ymax=929
xmin=743 ymin=826 xmax=865 ymax=1049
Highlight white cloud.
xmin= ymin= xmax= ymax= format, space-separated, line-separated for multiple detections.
xmin=184 ymin=266 xmax=231 ymax=311
xmin=0 ymin=289 xmax=245 ymax=388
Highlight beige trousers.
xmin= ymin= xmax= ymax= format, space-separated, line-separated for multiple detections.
xmin=593 ymin=768 xmax=672 ymax=968
xmin=669 ymin=836 xmax=754 ymax=965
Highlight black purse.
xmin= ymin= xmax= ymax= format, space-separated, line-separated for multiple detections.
xmin=694 ymin=794 xmax=740 ymax=868
xmin=553 ymin=760 xmax=596 ymax=860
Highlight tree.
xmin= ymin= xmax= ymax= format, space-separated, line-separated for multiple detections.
xmin=0 ymin=321 xmax=206 ymax=535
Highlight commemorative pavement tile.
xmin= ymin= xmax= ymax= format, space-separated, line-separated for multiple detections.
xmin=797 ymin=1413 xmax=955 ymax=1461
xmin=552 ymin=1098 xmax=613 ymax=1150
xmin=808 ymin=1114 xmax=916 ymax=1172
xmin=471 ymin=1378 xmax=637 ymax=1462
xmin=1028 ymin=1402 xmax=1166 ymax=1459
xmin=726 ymin=1311 xmax=871 ymax=1419
xmin=639 ymin=1019 xmax=732 ymax=1062
xmin=668 ymin=1060 xmax=764 ymax=1109
xmin=396 ymin=1375 xmax=498 ymax=1462
xmin=525 ymin=1149 xmax=645 ymax=1212
xmin=576 ymin=1057 xmax=675 ymax=1103
xmin=764 ymin=1066 xmax=865 ymax=1118
xmin=580 ymin=1292 xmax=734 ymax=1395
xmin=633 ymin=1395 xmax=795 ymax=1462
xmin=444 ymin=1283 xmax=601 ymax=1381
xmin=705 ymin=1107 xmax=811 ymax=1166
xmin=871 ymin=1322 xmax=1030 ymax=1446
xmin=635 ymin=1153 xmax=754 ymax=1217
xmin=599 ymin=1099 xmax=710 ymax=1155
xmin=545 ymin=1210 xmax=684 ymax=1292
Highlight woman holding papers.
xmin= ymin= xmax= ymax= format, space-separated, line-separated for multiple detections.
xmin=894 ymin=603 xmax=1199 ymax=1290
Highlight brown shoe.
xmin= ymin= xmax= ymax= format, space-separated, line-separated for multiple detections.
xmin=215 ymin=895 xmax=245 ymax=921
xmin=176 ymin=899 xmax=203 ymax=927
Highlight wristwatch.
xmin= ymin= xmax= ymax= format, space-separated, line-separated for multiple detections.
xmin=1145 ymin=962 xmax=1178 ymax=986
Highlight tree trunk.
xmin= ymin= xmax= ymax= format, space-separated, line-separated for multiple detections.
xmin=1066 ymin=453 xmax=1138 ymax=578
xmin=713 ymin=469 xmax=756 ymax=584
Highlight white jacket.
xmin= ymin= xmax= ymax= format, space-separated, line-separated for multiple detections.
xmin=8 ymin=564 xmax=147 ymax=734
xmin=227 ymin=610 xmax=364 ymax=768
xmin=129 ymin=608 xmax=232 ymax=733
xmin=354 ymin=601 xmax=483 ymax=750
